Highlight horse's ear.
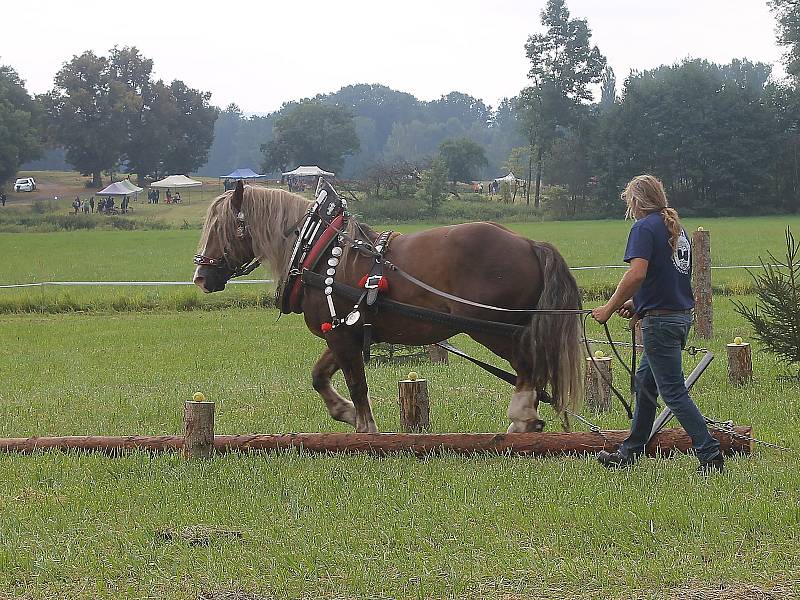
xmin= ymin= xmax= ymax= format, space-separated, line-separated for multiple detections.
xmin=231 ymin=180 xmax=244 ymax=212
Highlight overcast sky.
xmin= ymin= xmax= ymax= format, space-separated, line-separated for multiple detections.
xmin=0 ymin=0 xmax=786 ymax=114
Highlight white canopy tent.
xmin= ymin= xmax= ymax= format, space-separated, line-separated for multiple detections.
xmin=149 ymin=175 xmax=203 ymax=204
xmin=97 ymin=181 xmax=143 ymax=196
xmin=282 ymin=166 xmax=334 ymax=178
xmin=493 ymin=172 xmax=523 ymax=184
xmin=150 ymin=175 xmax=203 ymax=188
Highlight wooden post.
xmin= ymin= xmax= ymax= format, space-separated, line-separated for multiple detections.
xmin=727 ymin=339 xmax=752 ymax=386
xmin=398 ymin=376 xmax=430 ymax=433
xmin=184 ymin=399 xmax=215 ymax=459
xmin=585 ymin=355 xmax=612 ymax=413
xmin=427 ymin=344 xmax=448 ymax=364
xmin=692 ymin=227 xmax=712 ymax=339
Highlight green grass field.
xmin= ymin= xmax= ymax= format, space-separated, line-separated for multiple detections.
xmin=2 ymin=216 xmax=800 ymax=314
xmin=0 ymin=302 xmax=798 ymax=599
xmin=1 ymin=207 xmax=800 ymax=598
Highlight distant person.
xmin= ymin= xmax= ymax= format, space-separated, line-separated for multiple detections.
xmin=89 ymin=197 xmax=95 ymax=213
xmin=121 ymin=196 xmax=129 ymax=214
xmin=0 ymin=191 xmax=6 ymax=206
xmin=174 ymin=191 xmax=181 ymax=204
xmin=166 ymin=189 xmax=172 ymax=204
xmin=72 ymin=197 xmax=80 ymax=214
xmin=155 ymin=189 xmax=160 ymax=203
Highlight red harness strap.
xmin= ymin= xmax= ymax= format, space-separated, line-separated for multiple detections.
xmin=287 ymin=214 xmax=344 ymax=313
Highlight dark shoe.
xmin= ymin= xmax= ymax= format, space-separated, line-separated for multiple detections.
xmin=697 ymin=453 xmax=725 ymax=475
xmin=597 ymin=449 xmax=637 ymax=469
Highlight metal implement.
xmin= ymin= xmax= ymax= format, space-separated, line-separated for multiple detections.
xmin=647 ymin=350 xmax=715 ymax=442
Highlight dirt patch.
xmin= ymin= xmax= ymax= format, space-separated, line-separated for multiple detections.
xmin=670 ymin=582 xmax=798 ymax=600
xmin=157 ymin=525 xmax=243 ymax=546
xmin=198 ymin=592 xmax=271 ymax=600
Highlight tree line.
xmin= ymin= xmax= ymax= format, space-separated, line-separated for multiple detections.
xmin=2 ymin=46 xmax=217 ymax=188
xmin=3 ymin=0 xmax=800 ymax=217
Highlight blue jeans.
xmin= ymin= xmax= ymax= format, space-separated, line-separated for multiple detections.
xmin=620 ymin=313 xmax=720 ymax=462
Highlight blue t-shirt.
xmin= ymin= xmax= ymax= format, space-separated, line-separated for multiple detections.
xmin=623 ymin=212 xmax=694 ymax=313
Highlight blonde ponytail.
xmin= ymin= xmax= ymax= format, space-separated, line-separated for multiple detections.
xmin=621 ymin=174 xmax=683 ymax=250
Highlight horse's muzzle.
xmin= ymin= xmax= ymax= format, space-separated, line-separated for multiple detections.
xmin=193 ymin=266 xmax=227 ymax=293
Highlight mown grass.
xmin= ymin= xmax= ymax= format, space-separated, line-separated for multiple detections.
xmin=0 ymin=299 xmax=798 ymax=599
xmin=1 ymin=216 xmax=799 ymax=314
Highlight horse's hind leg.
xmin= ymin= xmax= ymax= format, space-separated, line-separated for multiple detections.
xmin=312 ymin=348 xmax=357 ymax=427
xmin=468 ymin=333 xmax=545 ymax=433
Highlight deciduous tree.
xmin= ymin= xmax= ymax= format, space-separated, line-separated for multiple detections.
xmin=0 ymin=65 xmax=41 ymax=188
xmin=438 ymin=137 xmax=487 ymax=186
xmin=261 ymin=101 xmax=359 ymax=174
xmin=522 ymin=0 xmax=606 ymax=206
xmin=42 ymin=51 xmax=123 ymax=187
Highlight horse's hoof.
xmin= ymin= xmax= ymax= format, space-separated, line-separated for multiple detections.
xmin=507 ymin=419 xmax=546 ymax=433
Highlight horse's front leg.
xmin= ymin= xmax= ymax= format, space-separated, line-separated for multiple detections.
xmin=312 ymin=348 xmax=356 ymax=427
xmin=325 ymin=331 xmax=378 ymax=433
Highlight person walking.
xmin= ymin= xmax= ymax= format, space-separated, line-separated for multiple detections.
xmin=0 ymin=190 xmax=6 ymax=206
xmin=591 ymin=174 xmax=724 ymax=474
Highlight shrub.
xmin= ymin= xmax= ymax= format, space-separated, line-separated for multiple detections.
xmin=733 ymin=227 xmax=800 ymax=373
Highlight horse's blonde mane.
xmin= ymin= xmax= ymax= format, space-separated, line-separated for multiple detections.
xmin=198 ymin=185 xmax=367 ymax=283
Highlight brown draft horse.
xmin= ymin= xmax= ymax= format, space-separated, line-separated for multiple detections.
xmin=193 ymin=182 xmax=583 ymax=433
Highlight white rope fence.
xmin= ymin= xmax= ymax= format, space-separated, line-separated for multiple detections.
xmin=569 ymin=264 xmax=767 ymax=271
xmin=0 ymin=265 xmax=773 ymax=289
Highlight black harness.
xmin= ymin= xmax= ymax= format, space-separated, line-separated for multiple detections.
xmin=194 ymin=209 xmax=260 ymax=278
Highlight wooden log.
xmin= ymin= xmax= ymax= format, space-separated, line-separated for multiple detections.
xmin=427 ymin=344 xmax=448 ymax=364
xmin=0 ymin=426 xmax=753 ymax=457
xmin=184 ymin=400 xmax=215 ymax=459
xmin=692 ymin=228 xmax=713 ymax=339
xmin=398 ymin=378 xmax=430 ymax=433
xmin=727 ymin=341 xmax=753 ymax=386
xmin=585 ymin=356 xmax=612 ymax=413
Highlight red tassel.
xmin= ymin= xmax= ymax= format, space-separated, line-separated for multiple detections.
xmin=359 ymin=275 xmax=389 ymax=292
xmin=320 ymin=322 xmax=333 ymax=333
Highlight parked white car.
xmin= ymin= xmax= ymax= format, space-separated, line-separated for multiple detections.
xmin=14 ymin=177 xmax=36 ymax=192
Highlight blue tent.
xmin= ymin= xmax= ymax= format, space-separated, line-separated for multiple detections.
xmin=219 ymin=168 xmax=267 ymax=180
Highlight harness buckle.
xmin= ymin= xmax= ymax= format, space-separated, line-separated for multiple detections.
xmin=364 ymin=275 xmax=384 ymax=289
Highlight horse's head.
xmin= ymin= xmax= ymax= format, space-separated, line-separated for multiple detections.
xmin=193 ymin=180 xmax=256 ymax=293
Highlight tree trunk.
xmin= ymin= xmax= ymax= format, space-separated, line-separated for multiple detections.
xmin=526 ymin=147 xmax=534 ymax=205
xmin=534 ymin=146 xmax=543 ymax=209
xmin=92 ymin=171 xmax=102 ymax=188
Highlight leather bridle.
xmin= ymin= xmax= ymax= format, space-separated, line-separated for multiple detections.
xmin=193 ymin=210 xmax=261 ymax=279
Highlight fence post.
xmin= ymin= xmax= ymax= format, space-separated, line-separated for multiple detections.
xmin=585 ymin=354 xmax=612 ymax=413
xmin=398 ymin=373 xmax=430 ymax=433
xmin=184 ymin=394 xmax=215 ymax=459
xmin=692 ymin=227 xmax=713 ymax=339
xmin=727 ymin=337 xmax=753 ymax=386
xmin=427 ymin=344 xmax=448 ymax=364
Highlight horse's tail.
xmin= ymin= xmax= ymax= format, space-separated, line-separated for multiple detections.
xmin=528 ymin=241 xmax=583 ymax=422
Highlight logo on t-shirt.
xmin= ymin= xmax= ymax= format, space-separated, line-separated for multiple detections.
xmin=672 ymin=229 xmax=691 ymax=274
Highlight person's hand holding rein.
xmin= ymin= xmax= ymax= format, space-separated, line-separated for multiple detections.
xmin=617 ymin=299 xmax=635 ymax=319
xmin=591 ymin=258 xmax=648 ymax=324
